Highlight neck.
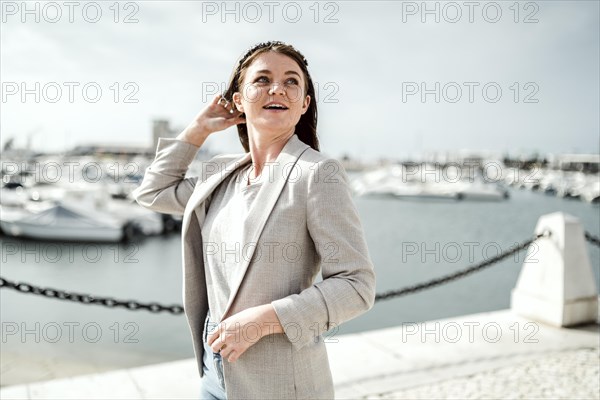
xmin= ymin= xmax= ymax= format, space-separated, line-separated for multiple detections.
xmin=246 ymin=127 xmax=295 ymax=178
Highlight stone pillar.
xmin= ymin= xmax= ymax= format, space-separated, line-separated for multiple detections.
xmin=511 ymin=212 xmax=598 ymax=326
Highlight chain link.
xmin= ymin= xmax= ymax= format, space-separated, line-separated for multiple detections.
xmin=0 ymin=277 xmax=184 ymax=315
xmin=1 ymin=230 xmax=598 ymax=312
xmin=374 ymin=230 xmax=551 ymax=302
xmin=584 ymin=231 xmax=600 ymax=247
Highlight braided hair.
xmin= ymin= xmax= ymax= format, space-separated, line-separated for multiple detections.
xmin=223 ymin=41 xmax=319 ymax=152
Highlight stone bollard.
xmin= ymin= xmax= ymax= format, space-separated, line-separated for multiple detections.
xmin=511 ymin=212 xmax=598 ymax=326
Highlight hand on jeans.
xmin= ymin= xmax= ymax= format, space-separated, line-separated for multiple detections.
xmin=207 ymin=304 xmax=283 ymax=362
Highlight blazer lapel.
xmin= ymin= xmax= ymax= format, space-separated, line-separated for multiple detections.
xmin=182 ymin=153 xmax=252 ymax=236
xmin=220 ymin=134 xmax=310 ymax=321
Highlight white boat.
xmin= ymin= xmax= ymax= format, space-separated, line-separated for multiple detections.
xmin=351 ymin=165 xmax=509 ymax=202
xmin=0 ymin=187 xmax=28 ymax=207
xmin=393 ymin=183 xmax=460 ymax=201
xmin=581 ymin=179 xmax=600 ymax=203
xmin=0 ymin=202 xmax=126 ymax=242
xmin=0 ymin=185 xmax=166 ymax=241
xmin=104 ymin=197 xmax=164 ymax=236
xmin=59 ymin=189 xmax=164 ymax=236
xmin=455 ymin=181 xmax=509 ymax=201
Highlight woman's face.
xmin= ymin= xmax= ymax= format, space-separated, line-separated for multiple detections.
xmin=233 ymin=51 xmax=311 ymax=140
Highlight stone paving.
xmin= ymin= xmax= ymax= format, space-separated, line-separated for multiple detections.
xmin=1 ymin=310 xmax=598 ymax=400
xmin=365 ymin=348 xmax=599 ymax=400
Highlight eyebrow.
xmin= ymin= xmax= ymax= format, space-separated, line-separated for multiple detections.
xmin=254 ymin=69 xmax=301 ymax=77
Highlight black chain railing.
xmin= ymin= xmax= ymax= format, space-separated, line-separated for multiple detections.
xmin=0 ymin=277 xmax=184 ymax=314
xmin=375 ymin=231 xmax=549 ymax=302
xmin=585 ymin=231 xmax=600 ymax=247
xmin=1 ymin=230 xmax=598 ymax=313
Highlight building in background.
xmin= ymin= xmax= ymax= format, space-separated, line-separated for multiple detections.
xmin=152 ymin=119 xmax=180 ymax=150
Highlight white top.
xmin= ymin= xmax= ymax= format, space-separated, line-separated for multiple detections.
xmin=201 ymin=162 xmax=263 ymax=322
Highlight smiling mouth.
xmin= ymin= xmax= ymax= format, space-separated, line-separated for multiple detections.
xmin=263 ymin=104 xmax=289 ymax=110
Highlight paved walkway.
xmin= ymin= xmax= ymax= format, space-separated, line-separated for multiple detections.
xmin=367 ymin=348 xmax=599 ymax=399
xmin=1 ymin=309 xmax=598 ymax=399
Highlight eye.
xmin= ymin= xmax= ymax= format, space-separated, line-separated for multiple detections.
xmin=254 ymin=76 xmax=270 ymax=85
xmin=285 ymin=78 xmax=299 ymax=85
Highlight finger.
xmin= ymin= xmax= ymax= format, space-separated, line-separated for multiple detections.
xmin=207 ymin=320 xmax=229 ymax=346
xmin=218 ymin=93 xmax=231 ymax=106
xmin=226 ymin=350 xmax=237 ymax=363
xmin=220 ymin=345 xmax=233 ymax=359
xmin=210 ymin=339 xmax=223 ymax=353
xmin=228 ymin=114 xmax=246 ymax=122
xmin=206 ymin=332 xmax=215 ymax=346
xmin=211 ymin=331 xmax=229 ymax=353
xmin=212 ymin=93 xmax=223 ymax=105
xmin=220 ymin=100 xmax=234 ymax=113
xmin=224 ymin=115 xmax=245 ymax=126
xmin=219 ymin=115 xmax=245 ymax=130
xmin=207 ymin=330 xmax=221 ymax=347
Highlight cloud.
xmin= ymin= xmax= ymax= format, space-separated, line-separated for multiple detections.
xmin=1 ymin=1 xmax=598 ymax=158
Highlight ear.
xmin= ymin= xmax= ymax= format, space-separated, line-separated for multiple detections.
xmin=233 ymin=92 xmax=244 ymax=112
xmin=301 ymin=95 xmax=311 ymax=115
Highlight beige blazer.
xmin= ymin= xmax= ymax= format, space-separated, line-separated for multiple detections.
xmin=133 ymin=134 xmax=376 ymax=399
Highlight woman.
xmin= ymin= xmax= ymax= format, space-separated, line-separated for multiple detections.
xmin=133 ymin=41 xmax=376 ymax=399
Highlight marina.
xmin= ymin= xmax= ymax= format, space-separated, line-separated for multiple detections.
xmin=1 ymin=165 xmax=598 ymax=387
xmin=1 ymin=150 xmax=598 ymax=243
xmin=1 ymin=146 xmax=599 ymax=393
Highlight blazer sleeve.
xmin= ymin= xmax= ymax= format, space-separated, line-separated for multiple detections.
xmin=271 ymin=158 xmax=376 ymax=350
xmin=132 ymin=137 xmax=200 ymax=215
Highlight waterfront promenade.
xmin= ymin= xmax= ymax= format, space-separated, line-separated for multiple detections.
xmin=2 ymin=211 xmax=599 ymax=399
xmin=1 ymin=307 xmax=598 ymax=399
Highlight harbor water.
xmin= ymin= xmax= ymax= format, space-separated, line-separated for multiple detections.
xmin=1 ymin=187 xmax=599 ymax=384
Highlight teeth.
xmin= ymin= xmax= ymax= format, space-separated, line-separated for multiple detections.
xmin=264 ymin=104 xmax=287 ymax=109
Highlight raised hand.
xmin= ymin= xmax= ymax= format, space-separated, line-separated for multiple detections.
xmin=177 ymin=94 xmax=246 ymax=147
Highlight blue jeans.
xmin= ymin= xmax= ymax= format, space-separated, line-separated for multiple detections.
xmin=199 ymin=312 xmax=227 ymax=400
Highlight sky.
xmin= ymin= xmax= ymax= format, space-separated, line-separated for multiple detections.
xmin=1 ymin=0 xmax=599 ymax=161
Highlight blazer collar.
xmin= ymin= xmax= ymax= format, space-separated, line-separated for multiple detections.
xmin=183 ymin=134 xmax=309 ymax=222
xmin=183 ymin=134 xmax=312 ymax=321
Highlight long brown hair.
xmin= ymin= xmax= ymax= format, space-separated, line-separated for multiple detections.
xmin=223 ymin=41 xmax=319 ymax=152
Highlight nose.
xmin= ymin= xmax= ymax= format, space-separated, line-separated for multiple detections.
xmin=268 ymin=82 xmax=286 ymax=95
